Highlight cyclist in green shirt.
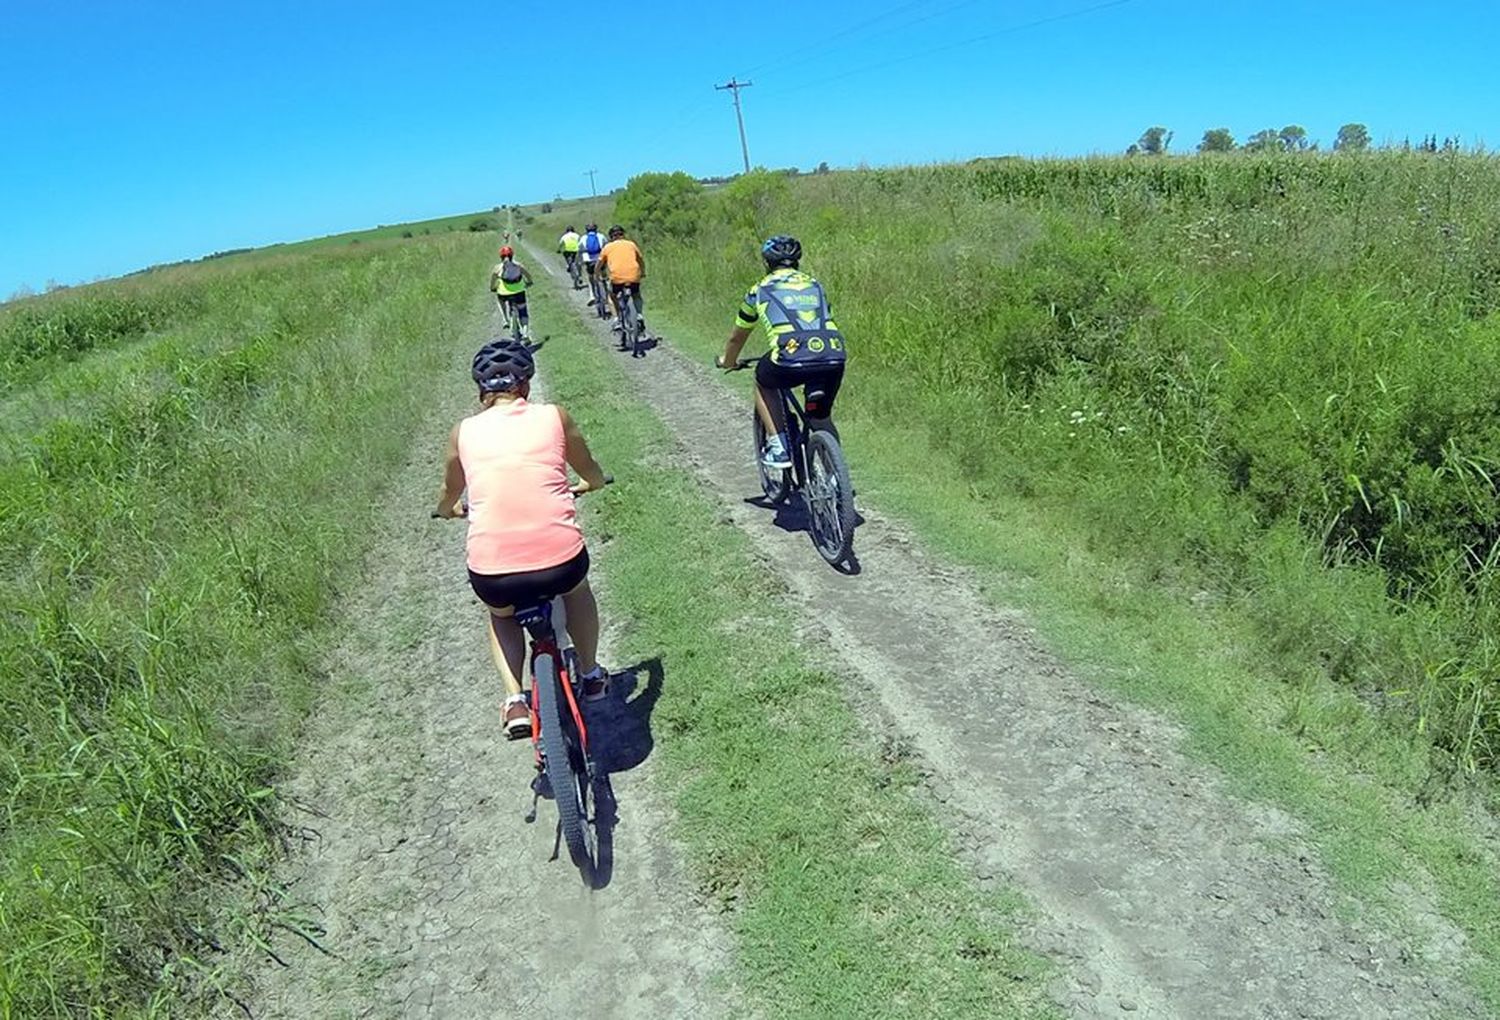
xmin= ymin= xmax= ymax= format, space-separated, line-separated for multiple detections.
xmin=558 ymin=226 xmax=582 ymax=279
xmin=716 ymin=235 xmax=846 ymax=468
xmin=489 ymin=245 xmax=535 ymax=339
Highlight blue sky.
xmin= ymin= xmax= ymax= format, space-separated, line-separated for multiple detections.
xmin=2 ymin=0 xmax=1496 ymax=296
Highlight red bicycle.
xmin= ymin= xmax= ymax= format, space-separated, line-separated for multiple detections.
xmin=516 ymin=596 xmax=599 ymax=885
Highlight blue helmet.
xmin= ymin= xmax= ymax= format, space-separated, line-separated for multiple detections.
xmin=761 ymin=234 xmax=802 ymax=267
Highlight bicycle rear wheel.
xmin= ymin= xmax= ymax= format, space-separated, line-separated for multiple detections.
xmin=533 ymin=652 xmax=596 ymax=885
xmin=752 ymin=411 xmax=791 ymax=504
xmin=805 ymin=428 xmax=856 ymax=564
xmin=618 ymin=297 xmax=636 ymax=351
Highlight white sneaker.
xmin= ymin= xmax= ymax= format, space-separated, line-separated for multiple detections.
xmin=579 ymin=665 xmax=610 ymax=702
xmin=761 ymin=434 xmax=792 ymax=469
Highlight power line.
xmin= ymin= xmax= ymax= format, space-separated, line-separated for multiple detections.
xmin=734 ymin=0 xmax=938 ymax=80
xmin=715 ymin=78 xmax=755 ymax=174
xmin=759 ymin=0 xmax=1136 ymax=103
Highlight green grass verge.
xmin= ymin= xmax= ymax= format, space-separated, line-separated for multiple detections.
xmin=0 ymin=234 xmax=495 ymax=1016
xmin=524 ymin=281 xmax=1057 ymax=1018
xmin=610 ymin=269 xmax=1500 ymax=1011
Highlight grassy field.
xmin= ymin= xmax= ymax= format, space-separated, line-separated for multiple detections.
xmin=0 ymin=235 xmax=491 ymax=1016
xmin=525 ymin=281 xmax=1057 ymax=1019
xmin=535 ymin=152 xmax=1500 ymax=1004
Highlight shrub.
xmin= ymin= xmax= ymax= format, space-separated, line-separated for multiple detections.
xmin=468 ymin=217 xmax=495 ymax=232
xmin=614 ymin=171 xmax=704 ymax=240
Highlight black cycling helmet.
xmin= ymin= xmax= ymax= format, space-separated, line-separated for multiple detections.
xmin=585 ymin=222 xmax=598 ymax=232
xmin=471 ymin=337 xmax=535 ymax=393
xmin=608 ymin=224 xmax=625 ymax=238
xmin=762 ymin=234 xmax=802 ymax=268
xmin=566 ymin=224 xmax=576 ymax=232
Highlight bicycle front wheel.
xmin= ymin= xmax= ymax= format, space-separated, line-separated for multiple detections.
xmin=805 ymin=429 xmax=856 ymax=565
xmin=533 ymin=652 xmax=596 ymax=885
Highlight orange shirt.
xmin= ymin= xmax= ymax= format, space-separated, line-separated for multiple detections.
xmin=598 ymin=238 xmax=643 ymax=284
xmin=458 ymin=399 xmax=584 ymax=574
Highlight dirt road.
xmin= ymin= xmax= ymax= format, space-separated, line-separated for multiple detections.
xmin=236 ymin=309 xmax=731 ymax=1019
xmin=534 ymin=247 xmax=1479 ymax=1020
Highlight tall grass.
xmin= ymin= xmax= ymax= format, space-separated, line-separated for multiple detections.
xmin=0 ymin=235 xmax=488 ymax=1016
xmin=628 ymin=153 xmax=1500 ymax=778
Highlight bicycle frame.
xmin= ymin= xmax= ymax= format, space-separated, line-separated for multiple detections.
xmin=515 ymin=602 xmax=591 ymax=765
xmin=775 ymin=387 xmax=814 ymax=490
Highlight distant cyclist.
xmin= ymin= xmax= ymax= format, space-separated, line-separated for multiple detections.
xmin=489 ymin=245 xmax=534 ymax=339
xmin=434 ymin=338 xmax=612 ymax=738
xmin=716 ymin=235 xmax=846 ymax=468
xmin=597 ymin=224 xmax=645 ymax=335
xmin=579 ymin=223 xmax=608 ymax=308
xmin=558 ymin=225 xmax=582 ymax=282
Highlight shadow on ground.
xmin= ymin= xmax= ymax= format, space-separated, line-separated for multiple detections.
xmin=744 ymin=495 xmax=865 ymax=575
xmin=583 ymin=657 xmax=665 ymax=888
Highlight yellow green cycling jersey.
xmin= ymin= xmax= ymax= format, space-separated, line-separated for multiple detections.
xmin=491 ymin=261 xmax=527 ymax=296
xmin=735 ymin=267 xmax=846 ymax=364
xmin=559 ymin=231 xmax=581 ymax=253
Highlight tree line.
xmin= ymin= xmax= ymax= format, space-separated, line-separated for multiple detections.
xmin=1124 ymin=122 xmax=1438 ymax=156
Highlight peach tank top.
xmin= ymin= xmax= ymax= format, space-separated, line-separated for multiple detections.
xmin=458 ymin=399 xmax=583 ymax=575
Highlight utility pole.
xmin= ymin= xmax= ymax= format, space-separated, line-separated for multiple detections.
xmin=715 ymin=77 xmax=754 ymax=175
xmin=584 ymin=169 xmax=598 ymax=198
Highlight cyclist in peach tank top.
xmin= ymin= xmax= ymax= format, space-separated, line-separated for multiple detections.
xmin=434 ymin=338 xmax=611 ymax=740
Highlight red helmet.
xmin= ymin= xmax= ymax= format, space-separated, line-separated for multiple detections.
xmin=499 ymin=245 xmax=514 ymax=258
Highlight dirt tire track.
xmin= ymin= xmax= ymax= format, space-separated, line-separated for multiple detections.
xmin=531 ymin=244 xmax=1480 ymax=1020
xmin=235 ymin=307 xmax=731 ymax=1019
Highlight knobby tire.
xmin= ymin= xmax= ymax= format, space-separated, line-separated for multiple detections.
xmin=533 ymin=652 xmax=596 ymax=885
xmin=806 ymin=428 xmax=856 ymax=565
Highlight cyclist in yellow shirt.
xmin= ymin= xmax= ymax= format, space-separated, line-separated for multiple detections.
xmin=716 ymin=235 xmax=846 ymax=468
xmin=489 ymin=245 xmax=535 ymax=340
xmin=557 ymin=226 xmax=583 ymax=288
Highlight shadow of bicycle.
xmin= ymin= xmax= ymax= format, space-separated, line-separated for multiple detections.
xmin=743 ymin=495 xmax=866 ymax=575
xmin=581 ymin=657 xmax=664 ymax=888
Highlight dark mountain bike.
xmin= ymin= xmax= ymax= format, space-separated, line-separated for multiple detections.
xmin=612 ymin=284 xmax=646 ymax=358
xmin=497 ymin=295 xmax=525 ymax=341
xmin=587 ymin=267 xmax=610 ymax=320
xmin=565 ymin=253 xmax=584 ymax=290
xmin=731 ymin=357 xmax=856 ymax=566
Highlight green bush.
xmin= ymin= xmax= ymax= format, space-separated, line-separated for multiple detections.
xmin=614 ymin=171 xmax=704 ymax=240
xmin=467 ymin=217 xmax=495 ymax=232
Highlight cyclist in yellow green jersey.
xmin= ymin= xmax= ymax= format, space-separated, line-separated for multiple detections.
xmin=558 ymin=225 xmax=582 ymax=279
xmin=489 ymin=245 xmax=535 ymax=339
xmin=716 ymin=235 xmax=846 ymax=468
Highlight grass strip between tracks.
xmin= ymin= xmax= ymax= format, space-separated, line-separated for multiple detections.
xmin=523 ymin=280 xmax=1058 ymax=1018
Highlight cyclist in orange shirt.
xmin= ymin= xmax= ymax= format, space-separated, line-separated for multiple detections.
xmin=597 ymin=225 xmax=645 ymax=346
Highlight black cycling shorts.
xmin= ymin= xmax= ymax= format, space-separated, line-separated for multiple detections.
xmin=495 ymin=291 xmax=528 ymax=308
xmin=755 ymin=358 xmax=845 ymax=418
xmin=468 ymin=547 xmax=589 ymax=611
